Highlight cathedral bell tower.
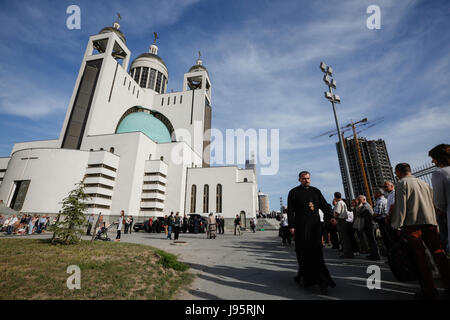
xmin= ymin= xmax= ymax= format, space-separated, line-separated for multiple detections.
xmin=183 ymin=53 xmax=212 ymax=167
xmin=59 ymin=18 xmax=130 ymax=149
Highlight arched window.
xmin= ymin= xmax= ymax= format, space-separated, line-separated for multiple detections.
xmin=244 ymin=178 xmax=248 ymax=182
xmin=109 ymin=147 xmax=115 ymax=153
xmin=216 ymin=184 xmax=222 ymax=213
xmin=190 ymin=185 xmax=196 ymax=213
xmin=160 ymin=156 xmax=164 ymax=161
xmin=203 ymin=184 xmax=209 ymax=213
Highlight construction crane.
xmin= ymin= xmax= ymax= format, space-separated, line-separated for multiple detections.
xmin=314 ymin=117 xmax=384 ymax=207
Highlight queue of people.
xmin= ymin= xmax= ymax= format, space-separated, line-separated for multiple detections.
xmin=0 ymin=214 xmax=51 ymax=236
xmin=285 ymin=143 xmax=450 ymax=299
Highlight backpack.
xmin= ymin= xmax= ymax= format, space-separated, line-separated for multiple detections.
xmin=387 ymin=238 xmax=419 ymax=282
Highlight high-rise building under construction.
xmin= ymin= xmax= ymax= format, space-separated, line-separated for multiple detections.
xmin=336 ymin=138 xmax=394 ymax=204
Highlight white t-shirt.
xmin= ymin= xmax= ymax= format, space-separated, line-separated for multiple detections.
xmin=346 ymin=211 xmax=354 ymax=223
xmin=117 ymin=217 xmax=123 ymax=230
xmin=333 ymin=200 xmax=348 ymax=220
xmin=281 ymin=213 xmax=289 ymax=227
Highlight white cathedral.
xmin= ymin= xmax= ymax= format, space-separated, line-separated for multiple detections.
xmin=0 ymin=22 xmax=259 ymax=227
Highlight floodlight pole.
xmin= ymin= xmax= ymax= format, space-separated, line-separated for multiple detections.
xmin=321 ymin=63 xmax=355 ymax=201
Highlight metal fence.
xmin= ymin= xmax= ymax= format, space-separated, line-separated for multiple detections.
xmin=412 ymin=163 xmax=437 ymax=186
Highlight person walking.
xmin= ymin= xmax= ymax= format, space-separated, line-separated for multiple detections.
xmin=373 ymin=188 xmax=392 ymax=252
xmin=234 ymin=214 xmax=241 ymax=236
xmin=124 ymin=216 xmax=130 ymax=234
xmin=391 ymin=162 xmax=450 ymax=300
xmin=149 ymin=217 xmax=153 ymax=233
xmin=356 ymin=195 xmax=381 ymax=260
xmin=174 ymin=212 xmax=181 ymax=240
xmin=193 ymin=216 xmax=199 ymax=234
xmin=345 ymin=200 xmax=359 ymax=255
xmin=288 ymin=171 xmax=336 ymax=294
xmin=281 ymin=210 xmax=291 ymax=246
xmin=129 ymin=216 xmax=134 ymax=234
xmin=167 ymin=212 xmax=174 ymax=240
xmin=334 ymin=192 xmax=353 ymax=259
xmin=86 ymin=214 xmax=95 ymax=236
xmin=207 ymin=213 xmax=217 ymax=239
xmin=220 ymin=215 xmax=225 ymax=234
xmin=429 ymin=144 xmax=450 ymax=253
xmin=250 ymin=218 xmax=256 ymax=233
xmin=115 ymin=210 xmax=125 ymax=242
xmin=216 ymin=215 xmax=221 ymax=234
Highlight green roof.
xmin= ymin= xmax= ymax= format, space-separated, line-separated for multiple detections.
xmin=116 ymin=112 xmax=172 ymax=143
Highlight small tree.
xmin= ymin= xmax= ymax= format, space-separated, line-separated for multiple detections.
xmin=51 ymin=180 xmax=90 ymax=245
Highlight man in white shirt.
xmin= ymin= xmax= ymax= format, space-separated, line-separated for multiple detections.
xmin=333 ymin=192 xmax=353 ymax=258
xmin=383 ymin=180 xmax=399 ymax=243
xmin=384 ymin=181 xmax=395 ymax=220
xmin=7 ymin=214 xmax=18 ymax=235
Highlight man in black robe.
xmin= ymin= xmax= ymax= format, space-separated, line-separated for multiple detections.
xmin=288 ymin=171 xmax=336 ymax=294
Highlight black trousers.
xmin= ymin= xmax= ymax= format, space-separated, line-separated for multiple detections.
xmin=326 ymin=223 xmax=339 ymax=248
xmin=124 ymin=224 xmax=129 ymax=234
xmin=116 ymin=230 xmax=121 ymax=240
xmin=174 ymin=226 xmax=180 ymax=240
xmin=348 ymin=222 xmax=360 ymax=253
xmin=86 ymin=223 xmax=92 ymax=236
xmin=337 ymin=219 xmax=353 ymax=257
xmin=363 ymin=222 xmax=380 ymax=258
xmin=282 ymin=226 xmax=291 ymax=245
xmin=376 ymin=218 xmax=393 ymax=251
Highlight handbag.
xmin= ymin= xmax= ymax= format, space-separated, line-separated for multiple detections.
xmin=387 ymin=237 xmax=419 ymax=282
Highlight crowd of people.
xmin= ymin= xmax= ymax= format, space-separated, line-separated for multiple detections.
xmin=285 ymin=143 xmax=450 ymax=299
xmin=96 ymin=210 xmax=245 ymax=242
xmin=0 ymin=214 xmax=52 ymax=236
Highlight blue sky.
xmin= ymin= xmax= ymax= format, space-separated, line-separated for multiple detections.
xmin=0 ymin=0 xmax=449 ymax=210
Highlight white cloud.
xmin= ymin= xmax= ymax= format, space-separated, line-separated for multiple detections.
xmin=0 ymin=68 xmax=68 ymax=118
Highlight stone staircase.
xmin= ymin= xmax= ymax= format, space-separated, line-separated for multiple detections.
xmin=255 ymin=218 xmax=279 ymax=231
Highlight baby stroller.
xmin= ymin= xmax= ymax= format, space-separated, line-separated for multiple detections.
xmin=94 ymin=223 xmax=112 ymax=241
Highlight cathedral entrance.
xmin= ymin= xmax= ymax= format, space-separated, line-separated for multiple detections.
xmin=240 ymin=210 xmax=246 ymax=230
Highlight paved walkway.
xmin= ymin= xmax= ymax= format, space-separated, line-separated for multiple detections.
xmin=2 ymin=229 xmax=442 ymax=299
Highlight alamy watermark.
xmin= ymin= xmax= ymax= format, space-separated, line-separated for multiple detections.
xmin=367 ymin=5 xmax=381 ymax=30
xmin=66 ymin=5 xmax=81 ymax=30
xmin=170 ymin=122 xmax=280 ymax=176
xmin=66 ymin=265 xmax=81 ymax=290
xmin=366 ymin=265 xmax=381 ymax=290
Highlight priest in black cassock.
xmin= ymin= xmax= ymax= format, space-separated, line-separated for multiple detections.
xmin=288 ymin=171 xmax=336 ymax=294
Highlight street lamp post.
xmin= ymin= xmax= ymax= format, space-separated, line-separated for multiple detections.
xmin=320 ymin=62 xmax=355 ymax=201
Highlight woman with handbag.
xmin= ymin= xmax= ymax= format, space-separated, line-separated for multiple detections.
xmin=353 ymin=198 xmax=369 ymax=254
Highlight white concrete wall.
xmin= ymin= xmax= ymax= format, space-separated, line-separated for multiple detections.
xmin=82 ymin=132 xmax=156 ymax=217
xmin=0 ymin=148 xmax=90 ymax=213
xmin=186 ymin=166 xmax=257 ymax=221
xmin=10 ymin=139 xmax=59 ymax=155
xmin=148 ymin=142 xmax=201 ymax=217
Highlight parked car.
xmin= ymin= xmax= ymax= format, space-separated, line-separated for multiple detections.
xmin=133 ymin=220 xmax=146 ymax=232
xmin=187 ymin=214 xmax=208 ymax=233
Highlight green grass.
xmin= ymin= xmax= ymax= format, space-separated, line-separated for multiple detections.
xmin=0 ymin=238 xmax=194 ymax=300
